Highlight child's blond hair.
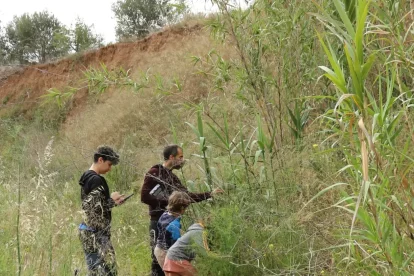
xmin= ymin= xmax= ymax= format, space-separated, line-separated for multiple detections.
xmin=167 ymin=191 xmax=191 ymax=212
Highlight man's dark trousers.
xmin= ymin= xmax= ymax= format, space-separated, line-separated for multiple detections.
xmin=150 ymin=220 xmax=164 ymax=276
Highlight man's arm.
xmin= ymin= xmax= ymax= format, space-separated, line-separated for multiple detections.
xmin=173 ymin=176 xmax=211 ymax=203
xmin=186 ymin=190 xmax=211 ymax=203
xmin=141 ymin=167 xmax=168 ymax=206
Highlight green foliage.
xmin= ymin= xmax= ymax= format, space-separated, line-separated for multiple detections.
xmin=2 ymin=95 xmax=10 ymax=105
xmin=2 ymin=0 xmax=414 ymax=275
xmin=104 ymin=142 xmax=140 ymax=193
xmin=344 ymin=0 xmax=357 ymax=22
xmin=69 ymin=18 xmax=103 ymax=53
xmin=112 ymin=0 xmax=187 ymax=40
xmin=314 ymin=0 xmax=376 ymax=113
xmin=287 ymin=100 xmax=310 ymax=145
xmin=44 ymin=63 xmax=150 ymax=109
xmin=313 ymin=0 xmax=414 ymax=273
xmin=41 ymin=87 xmax=77 ymax=109
xmin=5 ymin=11 xmax=69 ymax=63
xmin=1 ymin=13 xmax=103 ymax=64
xmin=0 ymin=22 xmax=8 ymax=64
xmin=206 ymin=0 xmax=322 ymax=151
xmin=83 ymin=63 xmax=149 ymax=94
xmin=186 ymin=111 xmax=213 ymax=189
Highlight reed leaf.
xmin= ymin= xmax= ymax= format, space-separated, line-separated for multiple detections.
xmin=333 ymin=0 xmax=356 ymax=38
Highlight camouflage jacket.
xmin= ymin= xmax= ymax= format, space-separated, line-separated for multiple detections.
xmin=79 ymin=170 xmax=115 ymax=236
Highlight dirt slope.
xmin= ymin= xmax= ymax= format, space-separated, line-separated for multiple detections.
xmin=0 ymin=66 xmax=24 ymax=85
xmin=0 ymin=23 xmax=205 ymax=115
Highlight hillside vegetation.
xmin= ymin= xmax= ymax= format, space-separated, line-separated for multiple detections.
xmin=1 ymin=1 xmax=414 ymax=275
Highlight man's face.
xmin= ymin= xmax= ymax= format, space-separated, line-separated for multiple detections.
xmin=170 ymin=148 xmax=185 ymax=170
xmin=98 ymin=158 xmax=113 ymax=174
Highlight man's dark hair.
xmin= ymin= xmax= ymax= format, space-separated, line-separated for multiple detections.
xmin=94 ymin=145 xmax=120 ymax=165
xmin=163 ymin=144 xmax=182 ymax=160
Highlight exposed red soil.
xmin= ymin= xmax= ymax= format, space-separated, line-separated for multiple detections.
xmin=0 ymin=66 xmax=24 ymax=85
xmin=0 ymin=23 xmax=204 ymax=116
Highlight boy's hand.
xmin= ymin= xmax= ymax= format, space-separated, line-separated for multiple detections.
xmin=111 ymin=192 xmax=125 ymax=205
xmin=211 ymin=188 xmax=224 ymax=196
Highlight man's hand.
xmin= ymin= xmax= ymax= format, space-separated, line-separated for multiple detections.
xmin=211 ymin=187 xmax=224 ymax=196
xmin=111 ymin=191 xmax=125 ymax=205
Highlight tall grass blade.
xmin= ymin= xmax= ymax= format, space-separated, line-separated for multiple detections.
xmin=300 ymin=182 xmax=349 ymax=212
xmin=361 ymin=53 xmax=376 ymax=80
xmin=197 ymin=111 xmax=204 ymax=137
xmin=207 ymin=122 xmax=228 ymax=149
xmin=17 ymin=164 xmax=21 ymax=276
xmin=344 ymin=45 xmax=363 ymax=108
xmin=355 ymin=0 xmax=370 ymax=63
xmin=333 ymin=0 xmax=356 ymax=37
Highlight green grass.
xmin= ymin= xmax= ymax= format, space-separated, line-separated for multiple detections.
xmin=1 ymin=0 xmax=414 ymax=275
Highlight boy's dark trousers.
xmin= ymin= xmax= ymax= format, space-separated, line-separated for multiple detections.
xmin=79 ymin=230 xmax=117 ymax=276
xmin=150 ymin=220 xmax=165 ymax=276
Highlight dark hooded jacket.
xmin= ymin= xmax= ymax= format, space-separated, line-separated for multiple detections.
xmin=79 ymin=170 xmax=115 ymax=236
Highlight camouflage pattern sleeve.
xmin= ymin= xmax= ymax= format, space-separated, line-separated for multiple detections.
xmin=82 ymin=185 xmax=113 ymax=233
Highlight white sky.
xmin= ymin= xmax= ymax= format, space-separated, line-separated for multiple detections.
xmin=0 ymin=0 xmax=248 ymax=44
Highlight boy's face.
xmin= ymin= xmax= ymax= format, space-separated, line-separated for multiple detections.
xmin=98 ymin=157 xmax=113 ymax=174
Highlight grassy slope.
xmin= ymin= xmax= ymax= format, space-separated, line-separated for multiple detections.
xmin=3 ymin=2 xmax=414 ymax=274
xmin=0 ymin=17 xmax=253 ymax=275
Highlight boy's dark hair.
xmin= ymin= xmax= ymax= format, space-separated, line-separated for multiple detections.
xmin=94 ymin=145 xmax=119 ymax=165
xmin=163 ymin=144 xmax=182 ymax=160
xmin=167 ymin=191 xmax=191 ymax=212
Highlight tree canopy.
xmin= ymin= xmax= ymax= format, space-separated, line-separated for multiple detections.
xmin=69 ymin=18 xmax=103 ymax=53
xmin=0 ymin=12 xmax=103 ymax=64
xmin=5 ymin=11 xmax=69 ymax=63
xmin=0 ymin=22 xmax=8 ymax=64
xmin=112 ymin=0 xmax=187 ymax=40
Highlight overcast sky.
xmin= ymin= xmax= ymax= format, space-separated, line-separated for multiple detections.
xmin=0 ymin=1 xmax=248 ymax=43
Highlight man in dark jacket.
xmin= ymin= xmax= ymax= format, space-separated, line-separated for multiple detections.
xmin=79 ymin=146 xmax=125 ymax=276
xmin=141 ymin=144 xmax=222 ymax=276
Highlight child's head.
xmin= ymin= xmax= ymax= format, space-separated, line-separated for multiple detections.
xmin=167 ymin=191 xmax=191 ymax=214
xmin=94 ymin=145 xmax=119 ymax=165
xmin=92 ymin=145 xmax=119 ymax=174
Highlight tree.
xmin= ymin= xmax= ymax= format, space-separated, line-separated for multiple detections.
xmin=69 ymin=18 xmax=103 ymax=53
xmin=5 ymin=11 xmax=69 ymax=63
xmin=4 ymin=14 xmax=31 ymax=63
xmin=112 ymin=0 xmax=187 ymax=40
xmin=0 ymin=21 xmax=8 ymax=64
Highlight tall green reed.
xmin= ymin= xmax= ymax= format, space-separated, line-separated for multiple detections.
xmin=210 ymin=0 xmax=320 ymax=151
xmin=312 ymin=0 xmax=414 ymax=273
xmin=186 ymin=111 xmax=213 ymax=189
xmin=17 ymin=165 xmax=22 ymax=276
